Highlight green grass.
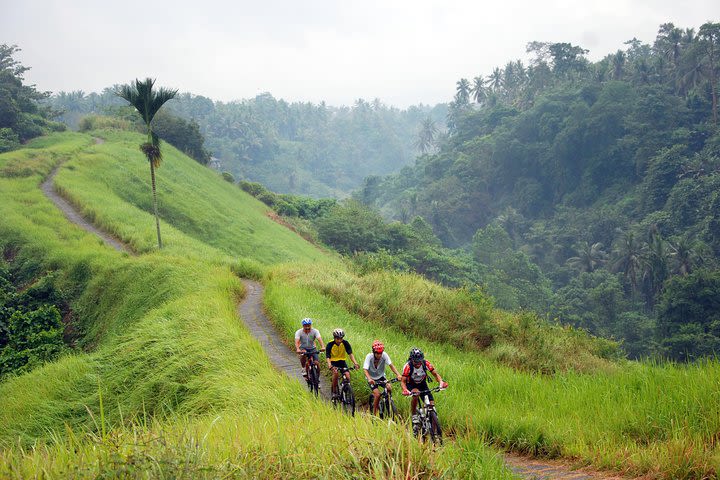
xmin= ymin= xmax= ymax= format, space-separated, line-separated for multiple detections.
xmin=2 ymin=130 xmax=719 ymax=478
xmin=265 ymin=265 xmax=720 ymax=479
xmin=0 ymin=131 xmax=512 ymax=478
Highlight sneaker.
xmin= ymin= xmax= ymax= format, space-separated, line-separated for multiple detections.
xmin=301 ymin=369 xmax=308 ymax=378
xmin=411 ymin=414 xmax=420 ymax=425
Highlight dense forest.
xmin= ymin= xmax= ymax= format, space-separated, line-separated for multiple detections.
xmin=47 ymin=87 xmax=447 ymax=197
xmin=347 ymin=22 xmax=720 ymax=360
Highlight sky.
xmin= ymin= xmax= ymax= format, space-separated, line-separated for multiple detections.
xmin=2 ymin=0 xmax=718 ymax=107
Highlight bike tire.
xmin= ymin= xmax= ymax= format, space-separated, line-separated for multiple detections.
xmin=309 ymin=365 xmax=320 ymax=396
xmin=342 ymin=383 xmax=356 ymax=416
xmin=429 ymin=410 xmax=442 ymax=444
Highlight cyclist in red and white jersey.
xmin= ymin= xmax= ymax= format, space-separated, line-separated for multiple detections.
xmin=401 ymin=347 xmax=448 ymax=427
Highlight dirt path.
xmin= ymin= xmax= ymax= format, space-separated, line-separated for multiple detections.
xmin=40 ymin=138 xmax=132 ymax=255
xmin=238 ymin=279 xmax=333 ymax=399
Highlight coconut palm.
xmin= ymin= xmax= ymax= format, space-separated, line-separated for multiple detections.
xmin=611 ymin=230 xmax=644 ymax=294
xmin=566 ymin=241 xmax=608 ymax=273
xmin=116 ymin=78 xmax=178 ymax=249
xmin=470 ymin=76 xmax=487 ymax=104
xmin=415 ymin=117 xmax=438 ymax=154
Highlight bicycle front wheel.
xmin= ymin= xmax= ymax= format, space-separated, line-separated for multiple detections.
xmin=342 ymin=384 xmax=355 ymax=416
xmin=308 ymin=365 xmax=320 ymax=396
xmin=429 ymin=410 xmax=442 ymax=444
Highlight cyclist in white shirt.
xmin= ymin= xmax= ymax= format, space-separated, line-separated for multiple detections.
xmin=363 ymin=340 xmax=402 ymax=415
xmin=295 ymin=318 xmax=325 ymax=377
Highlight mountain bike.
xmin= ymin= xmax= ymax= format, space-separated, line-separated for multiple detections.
xmin=374 ymin=378 xmax=399 ymax=420
xmin=299 ymin=349 xmax=323 ymax=396
xmin=331 ymin=366 xmax=356 ymax=416
xmin=408 ymin=386 xmax=445 ymax=443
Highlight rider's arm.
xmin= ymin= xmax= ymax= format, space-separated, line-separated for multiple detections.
xmin=316 ymin=333 xmax=325 ymax=350
xmin=431 ymin=368 xmax=448 ymax=387
xmin=295 ymin=337 xmax=302 ymax=352
xmin=363 ymin=368 xmax=373 ymax=383
xmin=325 ymin=343 xmax=333 ymax=368
xmin=401 ymin=375 xmax=410 ymax=395
xmin=350 ymin=353 xmax=360 ymax=368
xmin=390 ymin=364 xmax=402 ymax=380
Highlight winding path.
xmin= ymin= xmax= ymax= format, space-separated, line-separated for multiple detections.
xmin=38 ymin=150 xmax=627 ymax=480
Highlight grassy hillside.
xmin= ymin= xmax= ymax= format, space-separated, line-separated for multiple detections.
xmin=0 ymin=131 xmax=511 ymax=478
xmin=1 ymin=130 xmax=719 ymax=479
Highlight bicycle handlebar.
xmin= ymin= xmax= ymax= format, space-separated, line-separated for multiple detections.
xmin=404 ymin=386 xmax=447 ymax=396
xmin=297 ymin=349 xmax=324 ymax=356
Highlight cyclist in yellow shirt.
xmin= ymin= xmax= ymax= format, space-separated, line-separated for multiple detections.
xmin=325 ymin=328 xmax=360 ymax=399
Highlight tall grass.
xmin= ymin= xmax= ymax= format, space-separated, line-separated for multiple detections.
xmin=265 ymin=266 xmax=720 ymax=479
xmin=0 ymin=132 xmax=512 ymax=478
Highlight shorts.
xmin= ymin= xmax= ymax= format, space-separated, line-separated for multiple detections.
xmin=331 ymin=360 xmax=349 ymax=371
xmin=407 ymin=379 xmax=433 ymax=401
xmin=368 ymin=376 xmax=387 ymax=391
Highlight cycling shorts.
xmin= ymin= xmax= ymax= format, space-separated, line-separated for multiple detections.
xmin=331 ymin=360 xmax=349 ymax=370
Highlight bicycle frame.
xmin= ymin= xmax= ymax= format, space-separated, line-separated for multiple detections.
xmin=299 ymin=349 xmax=323 ymax=396
xmin=332 ymin=366 xmax=356 ymax=416
xmin=374 ymin=378 xmax=399 ymax=419
xmin=409 ymin=386 xmax=445 ymax=442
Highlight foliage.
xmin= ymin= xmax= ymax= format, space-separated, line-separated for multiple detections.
xmin=0 ymin=44 xmax=65 ymax=148
xmin=0 ymin=264 xmax=68 ymax=379
xmin=657 ymin=269 xmax=720 ymax=361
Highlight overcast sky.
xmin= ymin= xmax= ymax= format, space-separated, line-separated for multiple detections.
xmin=3 ymin=0 xmax=717 ymax=107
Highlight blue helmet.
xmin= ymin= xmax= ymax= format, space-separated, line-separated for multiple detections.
xmin=301 ymin=318 xmax=313 ymax=326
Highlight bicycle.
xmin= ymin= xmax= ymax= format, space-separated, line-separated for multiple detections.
xmin=373 ymin=378 xmax=399 ymax=420
xmin=331 ymin=366 xmax=356 ymax=416
xmin=407 ymin=386 xmax=445 ymax=443
xmin=299 ymin=349 xmax=324 ymax=396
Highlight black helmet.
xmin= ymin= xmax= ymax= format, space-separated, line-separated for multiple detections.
xmin=409 ymin=347 xmax=424 ymax=362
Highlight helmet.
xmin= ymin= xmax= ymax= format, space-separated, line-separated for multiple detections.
xmin=301 ymin=318 xmax=313 ymax=326
xmin=332 ymin=328 xmax=345 ymax=339
xmin=372 ymin=340 xmax=384 ymax=353
xmin=409 ymin=348 xmax=424 ymax=362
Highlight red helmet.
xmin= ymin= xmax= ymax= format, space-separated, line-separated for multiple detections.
xmin=372 ymin=340 xmax=384 ymax=353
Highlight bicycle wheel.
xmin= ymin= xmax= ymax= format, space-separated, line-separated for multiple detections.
xmin=308 ymin=365 xmax=319 ymax=396
xmin=387 ymin=396 xmax=398 ymax=421
xmin=429 ymin=410 xmax=442 ymax=444
xmin=342 ymin=383 xmax=355 ymax=416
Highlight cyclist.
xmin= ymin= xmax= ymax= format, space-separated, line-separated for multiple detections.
xmin=401 ymin=347 xmax=448 ymax=429
xmin=363 ymin=340 xmax=402 ymax=415
xmin=294 ymin=318 xmax=325 ymax=378
xmin=325 ymin=328 xmax=360 ymax=398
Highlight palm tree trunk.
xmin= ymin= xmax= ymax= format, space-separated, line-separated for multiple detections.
xmin=150 ymin=161 xmax=162 ymax=249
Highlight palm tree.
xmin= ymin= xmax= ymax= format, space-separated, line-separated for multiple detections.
xmin=566 ymin=241 xmax=608 ymax=273
xmin=699 ymin=22 xmax=720 ymax=126
xmin=455 ymin=78 xmax=471 ymax=105
xmin=117 ymin=78 xmax=178 ymax=249
xmin=415 ymin=117 xmax=438 ymax=154
xmin=470 ymin=76 xmax=486 ymax=104
xmin=611 ymin=230 xmax=644 ymax=295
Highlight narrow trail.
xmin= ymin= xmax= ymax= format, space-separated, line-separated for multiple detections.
xmin=237 ymin=279 xmax=332 ymax=399
xmin=39 ymin=146 xmax=627 ymax=480
xmin=40 ymin=137 xmax=132 ymax=255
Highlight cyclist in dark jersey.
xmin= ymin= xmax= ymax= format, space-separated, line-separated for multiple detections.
xmin=325 ymin=328 xmax=359 ymax=398
xmin=401 ymin=347 xmax=448 ymax=428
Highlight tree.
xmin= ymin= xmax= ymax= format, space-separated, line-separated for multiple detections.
xmin=566 ymin=241 xmax=608 ymax=273
xmin=698 ymin=22 xmax=720 ymax=126
xmin=455 ymin=78 xmax=471 ymax=105
xmin=117 ymin=78 xmax=178 ymax=249
xmin=471 ymin=76 xmax=487 ymax=104
xmin=415 ymin=117 xmax=438 ymax=154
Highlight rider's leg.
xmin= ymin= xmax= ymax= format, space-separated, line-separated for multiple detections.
xmin=331 ymin=369 xmax=339 ymax=395
xmin=410 ymin=389 xmax=419 ymax=414
xmin=372 ymin=388 xmax=381 ymax=414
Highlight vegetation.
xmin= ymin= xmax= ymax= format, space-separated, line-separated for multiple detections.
xmin=0 ymin=131 xmax=718 ymax=478
xmin=359 ymin=22 xmax=720 ymax=361
xmin=0 ymin=44 xmax=65 ymax=152
xmin=46 ymin=90 xmax=448 ymax=197
xmin=117 ymin=78 xmax=179 ymax=249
